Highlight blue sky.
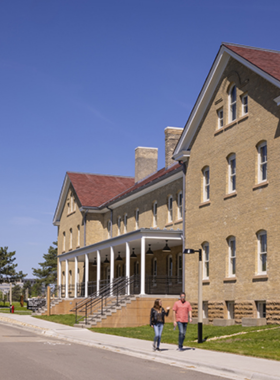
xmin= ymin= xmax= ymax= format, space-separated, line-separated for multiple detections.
xmin=1 ymin=0 xmax=279 ymax=277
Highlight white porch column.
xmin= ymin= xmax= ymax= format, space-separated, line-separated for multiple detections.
xmin=65 ymin=259 xmax=69 ymax=298
xmin=74 ymin=257 xmax=78 ymax=298
xmin=97 ymin=250 xmax=101 ymax=296
xmin=110 ymin=246 xmax=114 ymax=295
xmin=85 ymin=253 xmax=89 ymax=297
xmin=126 ymin=242 xmax=130 ymax=295
xmin=140 ymin=237 xmax=145 ymax=295
xmin=58 ymin=260 xmax=62 ymax=298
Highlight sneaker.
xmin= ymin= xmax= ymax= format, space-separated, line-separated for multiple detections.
xmin=177 ymin=347 xmax=183 ymax=351
xmin=156 ymin=348 xmax=161 ymax=352
xmin=152 ymin=343 xmax=156 ymax=351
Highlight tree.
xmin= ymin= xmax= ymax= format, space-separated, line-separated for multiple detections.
xmin=32 ymin=242 xmax=57 ymax=286
xmin=0 ymin=247 xmax=26 ymax=283
xmin=23 ymin=280 xmax=32 ymax=298
xmin=12 ymin=284 xmax=22 ymax=302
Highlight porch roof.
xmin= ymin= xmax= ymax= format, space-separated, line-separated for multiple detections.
xmin=59 ymin=228 xmax=183 ymax=262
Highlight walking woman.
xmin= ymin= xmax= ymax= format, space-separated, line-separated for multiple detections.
xmin=150 ymin=299 xmax=170 ymax=351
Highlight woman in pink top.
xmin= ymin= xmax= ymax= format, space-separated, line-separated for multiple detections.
xmin=173 ymin=292 xmax=192 ymax=351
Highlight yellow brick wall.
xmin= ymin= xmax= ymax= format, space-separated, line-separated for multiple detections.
xmin=183 ymin=56 xmax=280 ymax=322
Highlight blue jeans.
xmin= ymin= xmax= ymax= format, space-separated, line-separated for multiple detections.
xmin=177 ymin=322 xmax=188 ymax=348
xmin=153 ymin=323 xmax=164 ymax=348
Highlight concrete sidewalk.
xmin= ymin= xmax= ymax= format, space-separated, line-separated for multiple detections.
xmin=0 ymin=313 xmax=279 ymax=380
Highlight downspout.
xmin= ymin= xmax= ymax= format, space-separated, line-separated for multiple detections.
xmin=179 ymin=161 xmax=187 ymax=293
xmin=83 ymin=211 xmax=88 ymax=247
xmin=106 ymin=206 xmax=113 ymax=238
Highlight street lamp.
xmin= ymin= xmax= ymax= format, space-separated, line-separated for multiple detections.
xmin=183 ymin=248 xmax=203 ymax=344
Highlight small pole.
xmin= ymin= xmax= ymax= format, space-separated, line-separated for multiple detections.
xmin=198 ymin=249 xmax=203 ymax=344
xmin=47 ymin=286 xmax=51 ymax=316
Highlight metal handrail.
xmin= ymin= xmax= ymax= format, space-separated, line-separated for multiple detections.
xmin=71 ymin=275 xmax=138 ymax=326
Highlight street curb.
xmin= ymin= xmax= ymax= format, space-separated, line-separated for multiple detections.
xmin=0 ymin=316 xmax=279 ymax=380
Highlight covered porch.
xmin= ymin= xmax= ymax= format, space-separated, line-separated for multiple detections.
xmin=58 ymin=228 xmax=183 ymax=298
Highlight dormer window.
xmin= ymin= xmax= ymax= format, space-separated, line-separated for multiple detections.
xmin=229 ymin=85 xmax=237 ymax=122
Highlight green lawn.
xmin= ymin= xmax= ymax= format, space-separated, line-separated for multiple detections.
xmin=32 ymin=314 xmax=280 ymax=361
xmin=0 ymin=301 xmax=32 ymax=315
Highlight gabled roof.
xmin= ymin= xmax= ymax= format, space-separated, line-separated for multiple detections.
xmin=173 ymin=43 xmax=280 ymax=158
xmin=53 ymin=163 xmax=182 ymax=225
xmin=67 ymin=172 xmax=135 ymax=208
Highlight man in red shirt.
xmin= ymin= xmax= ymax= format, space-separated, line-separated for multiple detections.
xmin=173 ymin=292 xmax=192 ymax=351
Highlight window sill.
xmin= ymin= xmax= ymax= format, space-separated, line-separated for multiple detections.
xmin=76 ymin=245 xmax=80 ymax=249
xmin=199 ymin=201 xmax=211 ymax=208
xmin=252 ymin=274 xmax=268 ymax=282
xmin=165 ymin=222 xmax=174 ymax=227
xmin=174 ymin=219 xmax=183 ymax=225
xmin=224 ymin=191 xmax=237 ymax=200
xmin=223 ymin=277 xmax=236 ymax=283
xmin=214 ymin=114 xmax=249 ymax=136
xmin=67 ymin=211 xmax=76 ymax=217
xmin=253 ymin=181 xmax=269 ymax=190
xmin=203 ymin=279 xmax=210 ymax=285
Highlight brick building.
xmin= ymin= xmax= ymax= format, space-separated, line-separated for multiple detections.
xmin=173 ymin=43 xmax=280 ymax=324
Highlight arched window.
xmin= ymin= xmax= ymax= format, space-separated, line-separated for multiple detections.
xmin=177 ymin=191 xmax=183 ymax=220
xmin=69 ymin=270 xmax=72 ymax=285
xmin=69 ymin=228 xmax=72 ymax=250
xmin=77 ymin=225 xmax=80 ymax=247
xmin=135 ymin=209 xmax=139 ymax=229
xmin=62 ymin=271 xmax=65 ymax=285
xmin=229 ymin=84 xmax=237 ymax=122
xmin=168 ymin=196 xmax=173 ymax=223
xmin=70 ymin=193 xmax=74 ymax=213
xmin=202 ymin=167 xmax=210 ymax=201
xmin=153 ymin=201 xmax=157 ymax=227
xmin=228 ymin=236 xmax=236 ymax=277
xmin=202 ymin=242 xmax=209 ymax=279
xmin=123 ymin=214 xmax=127 ymax=233
xmin=228 ymin=154 xmax=236 ymax=193
xmin=63 ymin=232 xmax=66 ymax=252
xmin=168 ymin=255 xmax=173 ymax=277
xmin=257 ymin=141 xmax=267 ymax=183
xmin=257 ymin=230 xmax=267 ymax=274
xmin=153 ymin=257 xmax=157 ymax=276
xmin=107 ymin=220 xmax=112 ymax=238
xmin=117 ymin=264 xmax=121 ymax=277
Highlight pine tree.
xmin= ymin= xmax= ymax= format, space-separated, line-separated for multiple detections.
xmin=32 ymin=242 xmax=57 ymax=286
xmin=0 ymin=247 xmax=26 ymax=282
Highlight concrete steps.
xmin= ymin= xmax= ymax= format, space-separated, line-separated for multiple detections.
xmin=74 ymin=295 xmax=138 ymax=328
xmin=32 ymin=298 xmax=63 ymax=316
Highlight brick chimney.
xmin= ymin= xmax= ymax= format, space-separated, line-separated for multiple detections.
xmin=135 ymin=147 xmax=158 ymax=183
xmin=165 ymin=127 xmax=183 ymax=168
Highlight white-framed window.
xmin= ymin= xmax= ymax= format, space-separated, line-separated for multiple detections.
xmin=203 ymin=301 xmax=208 ymax=319
xmin=256 ymin=301 xmax=266 ymax=318
xmin=257 ymin=141 xmax=267 ymax=183
xmin=257 ymin=230 xmax=267 ymax=274
xmin=228 ymin=236 xmax=236 ymax=277
xmin=217 ymin=108 xmax=223 ymax=129
xmin=135 ymin=209 xmax=139 ymax=229
xmin=70 ymin=193 xmax=74 ymax=213
xmin=117 ymin=216 xmax=121 ymax=236
xmin=168 ymin=255 xmax=173 ymax=277
xmin=228 ymin=154 xmax=236 ymax=193
xmin=63 ymin=232 xmax=66 ymax=252
xmin=177 ymin=191 xmax=183 ymax=220
xmin=77 ymin=225 xmax=80 ymax=247
xmin=69 ymin=228 xmax=72 ymax=250
xmin=107 ymin=220 xmax=112 ymax=238
xmin=124 ymin=214 xmax=127 ymax=233
xmin=226 ymin=301 xmax=234 ymax=319
xmin=153 ymin=201 xmax=157 ymax=227
xmin=241 ymin=93 xmax=248 ymax=115
xmin=202 ymin=242 xmax=209 ymax=279
xmin=229 ymin=84 xmax=237 ymax=122
xmin=168 ymin=196 xmax=173 ymax=223
xmin=203 ymin=167 xmax=210 ymax=201
xmin=177 ymin=253 xmax=182 ymax=283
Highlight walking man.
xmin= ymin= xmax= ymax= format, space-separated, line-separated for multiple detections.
xmin=173 ymin=292 xmax=192 ymax=351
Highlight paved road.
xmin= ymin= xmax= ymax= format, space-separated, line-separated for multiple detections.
xmin=0 ymin=324 xmax=227 ymax=380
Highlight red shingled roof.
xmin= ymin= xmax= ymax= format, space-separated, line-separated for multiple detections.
xmin=224 ymin=43 xmax=280 ymax=82
xmin=67 ymin=163 xmax=181 ymax=208
xmin=67 ymin=172 xmax=135 ymax=207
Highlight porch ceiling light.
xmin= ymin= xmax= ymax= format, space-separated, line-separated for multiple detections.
xmin=146 ymin=244 xmax=153 ymax=255
xmin=130 ymin=248 xmax=137 ymax=258
xmin=162 ymin=240 xmax=171 ymax=253
xmin=104 ymin=255 xmax=109 ymax=264
xmin=92 ymin=258 xmax=97 ymax=266
xmin=116 ymin=252 xmax=123 ymax=261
